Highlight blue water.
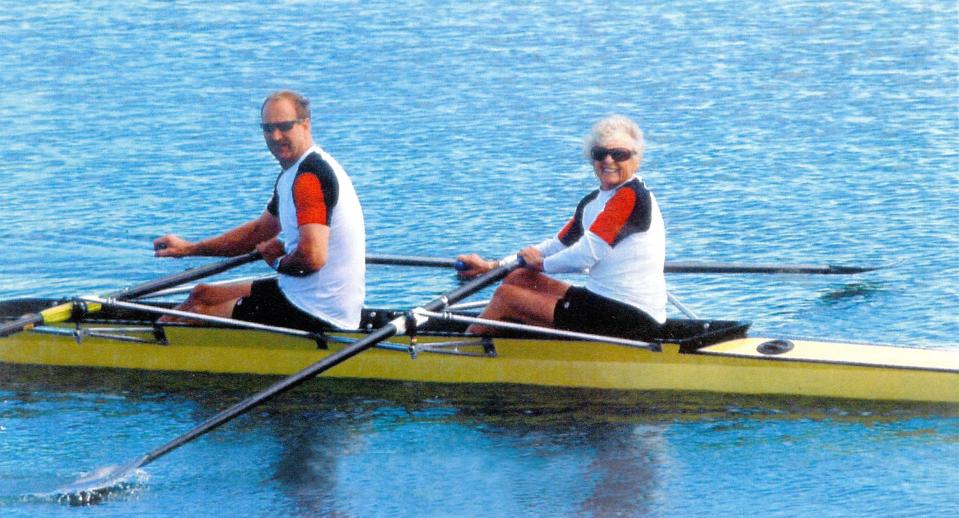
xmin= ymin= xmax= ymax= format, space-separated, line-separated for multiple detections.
xmin=1 ymin=0 xmax=957 ymax=516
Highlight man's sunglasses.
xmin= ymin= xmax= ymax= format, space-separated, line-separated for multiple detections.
xmin=590 ymin=147 xmax=634 ymax=162
xmin=260 ymin=119 xmax=304 ymax=133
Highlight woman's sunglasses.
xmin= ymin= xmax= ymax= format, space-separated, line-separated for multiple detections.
xmin=590 ymin=147 xmax=634 ymax=162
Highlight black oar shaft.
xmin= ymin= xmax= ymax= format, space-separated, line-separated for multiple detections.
xmin=0 ymin=251 xmax=262 ymax=338
xmin=0 ymin=314 xmax=45 ymax=338
xmin=134 ymin=258 xmax=520 ymax=471
xmin=365 ymin=253 xmax=877 ymax=275
xmin=366 ymin=253 xmax=463 ymax=269
xmin=662 ymin=261 xmax=877 ymax=275
xmin=140 ymin=322 xmax=398 ymax=467
xmin=108 ymin=251 xmax=262 ymax=300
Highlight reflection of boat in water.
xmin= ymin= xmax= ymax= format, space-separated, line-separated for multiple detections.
xmin=2 ymin=297 xmax=957 ymax=404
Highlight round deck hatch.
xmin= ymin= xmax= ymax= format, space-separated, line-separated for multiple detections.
xmin=757 ymin=339 xmax=794 ymax=355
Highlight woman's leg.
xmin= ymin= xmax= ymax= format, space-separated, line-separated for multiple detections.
xmin=467 ymin=269 xmax=570 ymax=335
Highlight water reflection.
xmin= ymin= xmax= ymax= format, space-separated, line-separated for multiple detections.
xmin=2 ymin=365 xmax=956 ymax=515
xmin=269 ymin=409 xmax=357 ymax=515
xmin=261 ymin=388 xmax=674 ymax=516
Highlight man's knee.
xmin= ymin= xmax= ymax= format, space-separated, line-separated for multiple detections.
xmin=188 ymin=283 xmax=222 ymax=305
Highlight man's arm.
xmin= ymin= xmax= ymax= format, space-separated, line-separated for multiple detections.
xmin=265 ymin=223 xmax=328 ymax=276
xmin=154 ymin=210 xmax=281 ymax=258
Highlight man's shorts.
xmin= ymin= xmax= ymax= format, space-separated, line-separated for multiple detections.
xmin=553 ymin=286 xmax=662 ymax=341
xmin=232 ymin=278 xmax=334 ymax=332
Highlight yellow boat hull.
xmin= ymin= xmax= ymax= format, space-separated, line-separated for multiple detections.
xmin=1 ymin=323 xmax=956 ymax=404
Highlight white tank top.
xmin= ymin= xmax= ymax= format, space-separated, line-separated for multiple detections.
xmin=270 ymin=146 xmax=365 ymax=328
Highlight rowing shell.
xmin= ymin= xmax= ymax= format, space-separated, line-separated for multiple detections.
xmin=1 ymin=298 xmax=956 ymax=404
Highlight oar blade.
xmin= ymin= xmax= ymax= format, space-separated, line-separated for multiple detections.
xmin=822 ymin=264 xmax=880 ymax=275
xmin=43 ymin=456 xmax=147 ymax=506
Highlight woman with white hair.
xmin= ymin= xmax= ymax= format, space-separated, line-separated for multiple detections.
xmin=457 ymin=114 xmax=667 ymax=340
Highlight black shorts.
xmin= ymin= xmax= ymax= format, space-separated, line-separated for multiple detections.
xmin=553 ymin=286 xmax=662 ymax=341
xmin=232 ymin=278 xmax=334 ymax=332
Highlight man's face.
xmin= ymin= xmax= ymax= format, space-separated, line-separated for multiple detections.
xmin=261 ymin=98 xmax=312 ymax=169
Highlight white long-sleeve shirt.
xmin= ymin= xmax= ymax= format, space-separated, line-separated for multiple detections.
xmin=534 ymin=177 xmax=666 ymax=323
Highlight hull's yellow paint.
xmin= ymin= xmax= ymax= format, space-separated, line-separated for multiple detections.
xmin=1 ymin=324 xmax=957 ymax=403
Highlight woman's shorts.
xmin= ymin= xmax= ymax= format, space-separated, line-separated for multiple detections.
xmin=552 ymin=286 xmax=662 ymax=341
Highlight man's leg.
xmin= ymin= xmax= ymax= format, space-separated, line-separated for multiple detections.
xmin=159 ymin=281 xmax=253 ymax=323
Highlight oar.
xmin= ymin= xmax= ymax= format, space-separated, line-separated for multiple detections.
xmin=367 ymin=253 xmax=467 ymax=269
xmin=0 ymin=251 xmax=262 ymax=338
xmin=52 ymin=256 xmax=522 ymax=504
xmin=365 ymin=253 xmax=878 ymax=275
xmin=662 ymin=261 xmax=878 ymax=275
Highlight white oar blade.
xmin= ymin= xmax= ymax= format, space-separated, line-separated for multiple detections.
xmin=41 ymin=457 xmax=146 ymax=506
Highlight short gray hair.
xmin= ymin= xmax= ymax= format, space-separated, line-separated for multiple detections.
xmin=582 ymin=114 xmax=644 ymax=160
xmin=261 ymin=90 xmax=311 ymax=120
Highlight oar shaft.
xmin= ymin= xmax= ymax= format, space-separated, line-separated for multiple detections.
xmin=0 ymin=314 xmax=44 ymax=338
xmin=140 ymin=322 xmax=399 ymax=468
xmin=366 ymin=253 xmax=463 ymax=269
xmin=367 ymin=253 xmax=876 ymax=275
xmin=135 ymin=257 xmax=520 ymax=470
xmin=108 ymin=251 xmax=262 ymax=300
xmin=663 ymin=261 xmax=877 ymax=275
xmin=0 ymin=251 xmax=262 ymax=338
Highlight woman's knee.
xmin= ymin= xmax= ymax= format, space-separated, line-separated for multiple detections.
xmin=502 ymin=269 xmax=545 ymax=289
xmin=492 ymin=283 xmax=523 ymax=300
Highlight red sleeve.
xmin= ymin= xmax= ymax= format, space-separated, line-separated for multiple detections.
xmin=589 ymin=188 xmax=637 ymax=245
xmin=292 ymin=173 xmax=328 ymax=226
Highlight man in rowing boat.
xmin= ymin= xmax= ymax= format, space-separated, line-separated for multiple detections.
xmin=457 ymin=114 xmax=666 ymax=340
xmin=152 ymin=90 xmax=365 ymax=331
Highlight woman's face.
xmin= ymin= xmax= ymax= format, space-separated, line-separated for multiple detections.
xmin=590 ymin=133 xmax=641 ymax=190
